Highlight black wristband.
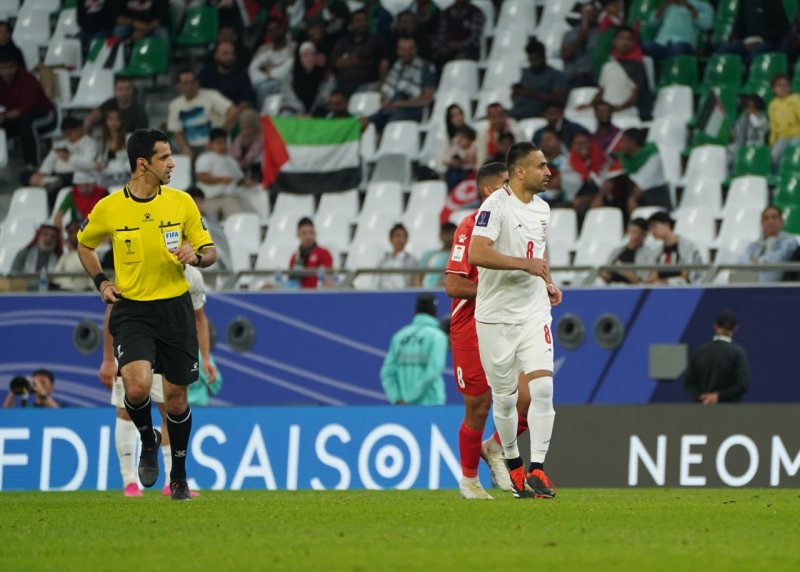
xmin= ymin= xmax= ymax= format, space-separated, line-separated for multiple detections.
xmin=93 ymin=273 xmax=109 ymax=291
xmin=194 ymin=251 xmax=203 ymax=267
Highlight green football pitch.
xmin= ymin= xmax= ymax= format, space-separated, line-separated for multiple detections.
xmin=1 ymin=489 xmax=798 ymax=571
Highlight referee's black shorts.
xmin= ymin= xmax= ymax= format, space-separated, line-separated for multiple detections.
xmin=109 ymin=291 xmax=199 ymax=386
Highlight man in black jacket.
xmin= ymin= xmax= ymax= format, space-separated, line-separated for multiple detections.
xmin=684 ymin=310 xmax=750 ymax=404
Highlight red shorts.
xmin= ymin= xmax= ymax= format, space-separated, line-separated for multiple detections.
xmin=452 ymin=346 xmax=489 ymax=396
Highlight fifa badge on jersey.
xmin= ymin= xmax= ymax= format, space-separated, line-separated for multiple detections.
xmin=451 ymin=244 xmax=465 ymax=262
xmin=201 ymin=217 xmax=208 ymax=231
xmin=79 ymin=217 xmax=89 ymax=231
xmin=476 ymin=211 xmax=491 ymax=227
xmin=163 ymin=230 xmax=180 ymax=251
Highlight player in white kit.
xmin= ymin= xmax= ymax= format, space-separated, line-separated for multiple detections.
xmin=468 ymin=142 xmax=562 ymax=499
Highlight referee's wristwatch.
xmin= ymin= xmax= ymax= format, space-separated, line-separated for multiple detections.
xmin=193 ymin=251 xmax=203 ymax=267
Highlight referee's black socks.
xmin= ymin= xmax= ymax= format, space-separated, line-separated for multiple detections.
xmin=166 ymin=406 xmax=192 ymax=481
xmin=123 ymin=395 xmax=157 ymax=448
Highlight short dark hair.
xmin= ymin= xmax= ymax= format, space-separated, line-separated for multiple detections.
xmin=186 ymin=186 xmax=205 ymax=199
xmin=32 ymin=369 xmax=55 ymax=384
xmin=526 ymin=38 xmax=545 ymax=56
xmin=630 ymin=217 xmax=649 ymax=231
xmin=0 ymin=46 xmax=18 ymax=65
xmin=762 ymin=205 xmax=783 ymax=219
xmin=539 ymin=127 xmax=561 ymax=140
xmin=415 ymin=293 xmax=438 ymax=317
xmin=771 ymin=73 xmax=790 ymax=87
xmin=209 ymin=128 xmax=227 ymax=142
xmin=455 ymin=125 xmax=476 ymax=141
xmin=127 ymin=129 xmax=169 ymax=171
xmin=614 ymin=25 xmax=636 ymax=38
xmin=506 ymin=142 xmax=541 ymax=172
xmin=622 ymin=127 xmax=647 ymax=147
xmin=176 ymin=68 xmax=195 ymax=82
xmin=297 ymin=216 xmax=314 ymax=229
xmin=329 ymin=89 xmax=347 ymax=100
xmin=477 ymin=162 xmax=508 ymax=187
xmin=389 ymin=223 xmax=407 ymax=238
xmin=441 ymin=222 xmax=457 ymax=233
xmin=715 ymin=310 xmax=737 ymax=331
xmin=497 ymin=130 xmax=516 ymax=143
xmin=396 ymin=34 xmax=417 ymax=45
xmin=114 ymin=75 xmax=132 ymax=85
xmin=61 ymin=116 xmax=82 ymax=131
xmin=648 ymin=210 xmax=675 ymax=229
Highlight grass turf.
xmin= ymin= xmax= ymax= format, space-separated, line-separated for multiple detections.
xmin=1 ymin=489 xmax=798 ymax=571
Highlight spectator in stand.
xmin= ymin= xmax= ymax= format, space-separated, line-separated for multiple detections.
xmin=730 ymin=95 xmax=767 ymax=159
xmin=26 ymin=117 xmax=97 ymax=204
xmin=643 ymin=0 xmax=714 ymax=60
xmin=645 ymin=211 xmax=704 ymax=284
xmin=717 ymin=0 xmax=790 ymax=63
xmin=195 ymin=128 xmax=254 ymax=219
xmin=589 ymin=26 xmax=653 ymax=121
xmin=281 ymin=42 xmax=332 ymax=116
xmin=592 ymin=100 xmax=621 ymax=156
xmin=598 ymin=0 xmax=624 ymax=30
xmin=76 ymin=1 xmax=115 ymax=52
xmin=0 ymin=48 xmax=56 ymax=168
xmin=52 ymin=221 xmax=94 ymax=292
xmin=489 ymin=131 xmax=516 ymax=164
xmin=314 ymin=89 xmax=351 ymax=119
xmin=561 ymin=2 xmax=601 ymax=88
xmin=389 ymin=10 xmax=431 ymax=62
xmin=330 ymin=9 xmax=389 ymax=95
xmin=168 ymin=69 xmax=236 ymax=158
xmin=532 ymin=102 xmax=588 ymax=150
xmin=604 ymin=127 xmax=671 ymax=214
xmin=538 ymin=128 xmax=567 ymax=204
xmin=409 ymin=0 xmax=440 ymax=52
xmin=214 ymin=22 xmax=252 ymax=67
xmin=738 ymin=206 xmax=798 ymax=282
xmin=768 ymin=74 xmax=800 ymax=165
xmin=510 ymin=39 xmax=569 ymax=120
xmin=304 ymin=16 xmax=336 ymax=72
xmin=443 ymin=126 xmax=477 ymax=191
xmin=230 ymin=108 xmax=263 ymax=181
xmin=433 ymin=0 xmax=485 ymax=68
xmin=564 ymin=131 xmax=610 ymax=216
xmin=374 ymin=223 xmax=419 ymax=289
xmin=113 ymin=0 xmax=169 ymax=45
xmin=371 ymin=36 xmax=436 ymax=131
xmin=199 ymin=40 xmax=256 ymax=109
xmin=249 ymin=19 xmax=296 ymax=109
xmin=10 ymin=224 xmax=63 ymax=277
xmin=0 ymin=21 xmax=24 ymax=65
xmin=476 ymin=103 xmax=523 ymax=167
xmin=208 ymin=0 xmax=244 ymax=33
xmin=418 ymin=222 xmax=457 ymax=288
xmin=186 ymin=187 xmax=231 ymax=272
xmin=364 ymin=0 xmax=394 ymax=35
xmin=445 ymin=103 xmax=467 ymax=140
xmin=600 ymin=218 xmax=656 ymax=285
xmin=2 ymin=369 xmax=60 ymax=409
xmin=289 ymin=217 xmax=335 ymax=289
xmin=94 ymin=108 xmax=130 ymax=188
xmin=83 ymin=76 xmax=149 ymax=134
xmin=684 ymin=310 xmax=749 ymax=404
xmin=53 ymin=171 xmax=108 ymax=230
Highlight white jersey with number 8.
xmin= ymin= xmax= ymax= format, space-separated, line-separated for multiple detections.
xmin=471 ymin=186 xmax=551 ymax=324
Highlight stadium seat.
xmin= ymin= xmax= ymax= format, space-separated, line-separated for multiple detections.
xmin=572 ymin=239 xmax=619 ymax=285
xmin=261 ymin=94 xmax=282 ymax=116
xmin=688 ymin=86 xmax=738 ymax=147
xmin=348 ymin=92 xmax=381 ymax=117
xmin=741 ymin=80 xmax=773 ymax=107
xmin=775 ymin=145 xmax=800 ymax=182
xmin=406 ymin=180 xmax=447 ymax=221
xmin=548 ymin=239 xmax=573 ymax=285
xmin=52 ymin=68 xmax=73 ymax=104
xmin=345 ymin=239 xmax=387 ymax=290
xmin=565 ymin=86 xmax=599 ymax=132
xmin=578 ymin=208 xmax=624 ymax=247
xmin=495 ymin=0 xmax=536 ymax=35
xmin=0 ymin=0 xmax=20 ymax=19
xmin=318 ymin=189 xmax=359 ymax=222
xmin=403 ymin=210 xmax=441 ymax=257
xmin=360 ymin=181 xmax=404 ymax=220
xmin=630 ymin=206 xmax=666 ymax=222
xmin=656 ymin=145 xmax=682 ymax=200
xmin=681 ymin=145 xmax=727 ymax=186
xmin=118 ymin=36 xmax=168 ymax=78
xmin=474 ymin=88 xmax=513 ymax=118
xmin=369 ymin=153 xmax=412 ymax=189
xmin=657 ymin=55 xmax=698 ymax=88
xmin=485 ymin=29 xmax=528 ymax=68
xmin=264 ymin=194 xmax=315 ymax=249
xmin=380 ymin=0 xmax=411 ymax=16
xmin=12 ymin=6 xmax=50 ymax=47
xmin=647 ymin=117 xmax=687 ymax=151
xmin=375 ymin=121 xmax=420 ymax=159
xmin=723 ymin=176 xmax=768 ymax=218
xmin=652 ymin=85 xmax=694 ymax=124
xmin=170 ymin=155 xmax=193 ymax=191
xmin=15 ymin=38 xmax=39 ymax=70
xmin=48 ymin=186 xmax=71 ymax=223
xmin=316 ymin=205 xmax=354 ymax=255
xmin=0 ymin=129 xmax=7 ymax=170
xmin=416 ymin=127 xmax=446 ymax=172
xmin=0 ymin=217 xmax=40 ymax=256
xmin=62 ymin=68 xmax=114 ymax=110
xmin=43 ymin=37 xmax=82 ymax=71
xmin=223 ymin=213 xmax=261 ymax=256
xmin=717 ymin=207 xmax=762 ymax=245
xmin=549 ymin=208 xmax=578 ymax=247
xmin=481 ymin=59 xmax=523 ymax=93
xmin=715 ymin=237 xmax=751 ymax=264
xmin=627 ymin=0 xmax=660 ymax=27
xmin=52 ymin=8 xmax=79 ymax=40
xmin=254 ymin=238 xmax=296 ymax=271
xmin=773 ymin=175 xmax=800 ymax=209
xmin=730 ymin=145 xmax=772 ymax=179
xmin=793 ymin=60 xmax=800 ymax=93
xmin=227 ymin=240 xmax=253 ymax=273
xmin=175 ymin=6 xmax=219 ymax=46
xmin=473 ymin=0 xmax=495 ymax=57
xmin=421 ymin=89 xmax=473 ymax=133
xmin=439 ymin=60 xmax=480 ymax=97
xmin=538 ymin=19 xmax=572 ymax=60
xmin=700 ymin=54 xmax=742 ymax=92
xmin=748 ymin=52 xmax=788 ymax=86
xmin=675 ymin=207 xmax=716 ymax=246
xmin=678 ymin=178 xmax=722 ymax=215
xmin=519 ymin=118 xmax=548 ymax=141
xmin=83 ymin=38 xmax=125 ymax=74
xmin=3 ymin=187 xmax=48 ymax=224
xmin=783 ymin=206 xmax=800 ymax=234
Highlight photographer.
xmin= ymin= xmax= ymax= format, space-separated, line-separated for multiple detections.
xmin=3 ymin=369 xmax=60 ymax=408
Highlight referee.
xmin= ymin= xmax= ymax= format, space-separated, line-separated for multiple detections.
xmin=77 ymin=129 xmax=217 ymax=501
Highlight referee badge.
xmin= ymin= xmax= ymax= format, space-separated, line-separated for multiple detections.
xmin=163 ymin=230 xmax=180 ymax=251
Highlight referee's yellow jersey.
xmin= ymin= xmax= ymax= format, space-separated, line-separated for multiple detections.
xmin=77 ymin=185 xmax=214 ymax=301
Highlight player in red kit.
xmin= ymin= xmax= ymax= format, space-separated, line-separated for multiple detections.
xmin=444 ymin=162 xmax=531 ymax=499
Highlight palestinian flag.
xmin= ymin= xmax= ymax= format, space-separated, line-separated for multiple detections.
xmin=262 ymin=116 xmax=361 ymax=193
xmin=696 ymin=90 xmax=727 ymax=140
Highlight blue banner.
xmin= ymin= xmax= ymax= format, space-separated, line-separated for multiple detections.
xmin=0 ymin=406 xmax=477 ymax=492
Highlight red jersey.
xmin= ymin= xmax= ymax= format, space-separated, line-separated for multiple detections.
xmin=445 ymin=211 xmax=479 ymax=350
xmin=289 ymin=244 xmax=333 ymax=289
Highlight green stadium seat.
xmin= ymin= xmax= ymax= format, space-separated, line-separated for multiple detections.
xmin=741 ymin=80 xmax=774 ymax=106
xmin=782 ymin=206 xmax=800 ymax=234
xmin=117 ymin=37 xmax=168 ymax=78
xmin=793 ymin=60 xmax=800 ymax=93
xmin=784 ymin=0 xmax=798 ymax=23
xmin=658 ymin=55 xmax=698 ymax=88
xmin=716 ymin=0 xmax=739 ymax=21
xmin=772 ymin=146 xmax=800 ymax=185
xmin=701 ymin=54 xmax=743 ymax=91
xmin=731 ymin=145 xmax=772 ymax=179
xmin=711 ymin=0 xmax=737 ymax=46
xmin=626 ymin=0 xmax=660 ymax=26
xmin=774 ymin=175 xmax=800 ymax=209
xmin=748 ymin=52 xmax=788 ymax=85
xmin=174 ymin=7 xmax=218 ymax=47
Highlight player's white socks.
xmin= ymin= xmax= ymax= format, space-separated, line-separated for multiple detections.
xmin=161 ymin=443 xmax=173 ymax=477
xmin=115 ymin=417 xmax=138 ymax=486
xmin=528 ymin=376 xmax=555 ymax=464
xmin=491 ymin=390 xmax=520 ymax=460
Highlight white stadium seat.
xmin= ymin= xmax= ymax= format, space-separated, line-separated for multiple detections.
xmin=3 ymin=187 xmax=48 ymax=224
xmin=170 ymin=155 xmax=193 ymax=191
xmin=681 ymin=145 xmax=727 ymax=186
xmin=678 ymin=178 xmax=723 ymax=214
xmin=62 ymin=68 xmax=115 ymax=110
xmin=348 ymin=91 xmax=381 ymax=117
xmin=675 ymin=207 xmax=716 ymax=246
xmin=578 ymin=207 xmax=624 ymax=247
xmin=12 ymin=6 xmax=51 ymax=47
xmin=439 ymin=59 xmax=480 ymax=98
xmin=360 ymin=181 xmax=404 ymax=220
xmin=549 ymin=208 xmax=578 ymax=246
xmin=723 ymin=176 xmax=768 ymax=218
xmin=52 ymin=8 xmax=79 ymax=40
xmin=223 ymin=213 xmax=262 ymax=256
xmin=652 ymin=85 xmax=694 ymax=124
xmin=375 ymin=121 xmax=420 ymax=159
xmin=317 ymin=189 xmax=359 ymax=222
xmin=716 ymin=207 xmax=762 ymax=246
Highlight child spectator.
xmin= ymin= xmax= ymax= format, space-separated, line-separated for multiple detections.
xmin=768 ymin=74 xmax=800 ymax=165
xmin=195 ymin=128 xmax=254 ymax=219
xmin=443 ymin=125 xmax=477 ymax=191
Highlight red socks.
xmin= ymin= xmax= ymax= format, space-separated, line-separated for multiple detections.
xmin=459 ymin=422 xmax=483 ymax=478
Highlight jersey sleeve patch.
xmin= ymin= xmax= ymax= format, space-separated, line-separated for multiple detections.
xmin=79 ymin=217 xmax=89 ymax=231
xmin=476 ymin=211 xmax=491 ymax=227
xmin=451 ymin=244 xmax=465 ymax=262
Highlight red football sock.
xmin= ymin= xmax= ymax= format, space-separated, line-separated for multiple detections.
xmin=492 ymin=414 xmax=529 ymax=444
xmin=459 ymin=422 xmax=483 ymax=478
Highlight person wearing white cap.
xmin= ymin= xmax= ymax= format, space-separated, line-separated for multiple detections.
xmin=53 ymin=171 xmax=108 ymax=230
